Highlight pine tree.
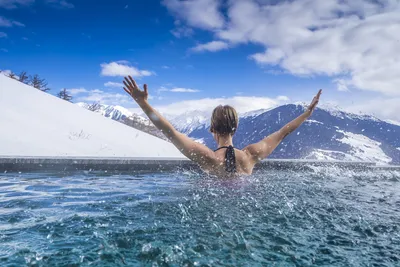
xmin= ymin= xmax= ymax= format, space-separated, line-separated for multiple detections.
xmin=30 ymin=74 xmax=50 ymax=92
xmin=57 ymin=88 xmax=73 ymax=102
xmin=88 ymin=102 xmax=101 ymax=112
xmin=7 ymin=71 xmax=17 ymax=80
xmin=18 ymin=71 xmax=29 ymax=84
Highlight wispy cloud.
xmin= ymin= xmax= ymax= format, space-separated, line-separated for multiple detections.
xmin=344 ymin=97 xmax=400 ymax=123
xmin=0 ymin=0 xmax=34 ymax=9
xmin=68 ymin=88 xmax=89 ymax=95
xmin=0 ymin=16 xmax=24 ymax=27
xmin=0 ymin=32 xmax=7 ymax=38
xmin=163 ymin=0 xmax=224 ymax=30
xmin=190 ymin=41 xmax=229 ymax=53
xmin=153 ymin=96 xmax=289 ymax=116
xmin=45 ymin=0 xmax=74 ymax=9
xmin=100 ymin=61 xmax=154 ymax=78
xmin=0 ymin=48 xmax=8 ymax=52
xmin=72 ymin=88 xmax=132 ymax=105
xmin=170 ymin=21 xmax=194 ymax=38
xmin=158 ymin=86 xmax=200 ymax=93
xmin=104 ymin=81 xmax=124 ymax=88
xmin=170 ymin=88 xmax=200 ymax=93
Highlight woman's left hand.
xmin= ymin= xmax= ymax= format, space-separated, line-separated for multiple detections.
xmin=123 ymin=76 xmax=149 ymax=104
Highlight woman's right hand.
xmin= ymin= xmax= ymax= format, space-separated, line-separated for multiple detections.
xmin=123 ymin=76 xmax=149 ymax=104
xmin=306 ymin=89 xmax=322 ymax=115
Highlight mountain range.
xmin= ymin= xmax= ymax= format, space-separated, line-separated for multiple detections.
xmin=78 ymin=103 xmax=400 ymax=165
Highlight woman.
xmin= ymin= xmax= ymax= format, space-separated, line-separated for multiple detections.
xmin=123 ymin=76 xmax=322 ymax=176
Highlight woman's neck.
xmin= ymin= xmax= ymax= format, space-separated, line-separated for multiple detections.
xmin=216 ymin=134 xmax=233 ymax=148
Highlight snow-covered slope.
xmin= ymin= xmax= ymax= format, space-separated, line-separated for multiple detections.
xmin=0 ymin=75 xmax=184 ymax=158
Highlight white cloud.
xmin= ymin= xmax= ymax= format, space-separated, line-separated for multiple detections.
xmin=0 ymin=0 xmax=33 ymax=9
xmin=75 ymin=89 xmax=132 ymax=106
xmin=163 ymin=0 xmax=224 ymax=30
xmin=165 ymin=0 xmax=400 ymax=96
xmin=170 ymin=88 xmax=200 ymax=93
xmin=191 ymin=41 xmax=229 ymax=52
xmin=0 ymin=32 xmax=7 ymax=38
xmin=0 ymin=16 xmax=24 ymax=27
xmin=100 ymin=61 xmax=154 ymax=78
xmin=171 ymin=25 xmax=194 ymax=38
xmin=161 ymin=65 xmax=170 ymax=69
xmin=45 ymin=0 xmax=74 ymax=8
xmin=104 ymin=81 xmax=124 ymax=88
xmin=334 ymin=79 xmax=350 ymax=92
xmin=157 ymin=86 xmax=200 ymax=93
xmin=277 ymin=95 xmax=290 ymax=102
xmin=153 ymin=96 xmax=289 ymax=116
xmin=344 ymin=97 xmax=400 ymax=122
xmin=68 ymin=88 xmax=89 ymax=95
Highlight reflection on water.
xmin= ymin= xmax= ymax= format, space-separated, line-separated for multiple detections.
xmin=0 ymin=167 xmax=399 ymax=266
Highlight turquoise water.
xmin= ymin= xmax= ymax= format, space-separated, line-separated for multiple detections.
xmin=0 ymin=167 xmax=399 ymax=266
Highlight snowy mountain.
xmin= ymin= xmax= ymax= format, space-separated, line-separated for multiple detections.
xmin=168 ymin=108 xmax=271 ymax=135
xmin=168 ymin=110 xmax=211 ymax=135
xmin=0 ymin=75 xmax=183 ymax=158
xmin=174 ymin=104 xmax=400 ymax=165
xmin=76 ymin=102 xmax=147 ymax=123
xmin=76 ymin=102 xmax=168 ymax=141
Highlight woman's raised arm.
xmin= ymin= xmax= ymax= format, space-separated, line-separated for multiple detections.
xmin=123 ymin=76 xmax=215 ymax=166
xmin=243 ymin=90 xmax=322 ymax=163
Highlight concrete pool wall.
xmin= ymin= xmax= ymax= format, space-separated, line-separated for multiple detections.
xmin=1 ymin=156 xmax=399 ymax=172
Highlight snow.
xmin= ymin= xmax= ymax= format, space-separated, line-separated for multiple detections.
xmin=306 ymin=119 xmax=324 ymax=125
xmin=307 ymin=131 xmax=392 ymax=165
xmin=336 ymin=130 xmax=391 ymax=164
xmin=240 ymin=109 xmax=269 ymax=118
xmin=170 ymin=110 xmax=210 ymax=134
xmin=386 ymin=119 xmax=400 ymax=127
xmin=77 ymin=102 xmax=148 ymax=123
xmin=0 ymin=75 xmax=184 ymax=158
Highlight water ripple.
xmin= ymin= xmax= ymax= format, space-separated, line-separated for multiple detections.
xmin=0 ymin=167 xmax=399 ymax=266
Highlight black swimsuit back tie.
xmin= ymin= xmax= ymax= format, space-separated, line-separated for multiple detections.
xmin=214 ymin=145 xmax=236 ymax=173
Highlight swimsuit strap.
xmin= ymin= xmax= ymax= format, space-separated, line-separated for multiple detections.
xmin=214 ymin=145 xmax=236 ymax=173
xmin=214 ymin=146 xmax=233 ymax=152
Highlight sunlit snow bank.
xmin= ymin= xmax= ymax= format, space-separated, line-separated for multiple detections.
xmin=0 ymin=75 xmax=184 ymax=158
xmin=337 ymin=130 xmax=391 ymax=164
xmin=307 ymin=131 xmax=392 ymax=165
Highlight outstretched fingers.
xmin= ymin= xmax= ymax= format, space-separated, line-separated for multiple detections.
xmin=128 ymin=75 xmax=139 ymax=89
xmin=123 ymin=80 xmax=131 ymax=90
xmin=123 ymin=77 xmax=134 ymax=89
xmin=123 ymin=87 xmax=131 ymax=96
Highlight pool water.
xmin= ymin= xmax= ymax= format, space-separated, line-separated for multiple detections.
xmin=0 ymin=167 xmax=399 ymax=266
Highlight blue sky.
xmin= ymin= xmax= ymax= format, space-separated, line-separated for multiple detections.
xmin=1 ymin=0 xmax=400 ymax=120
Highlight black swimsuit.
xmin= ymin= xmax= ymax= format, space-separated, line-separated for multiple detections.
xmin=214 ymin=145 xmax=236 ymax=173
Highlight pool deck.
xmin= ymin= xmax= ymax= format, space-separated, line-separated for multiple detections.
xmin=1 ymin=156 xmax=399 ymax=172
